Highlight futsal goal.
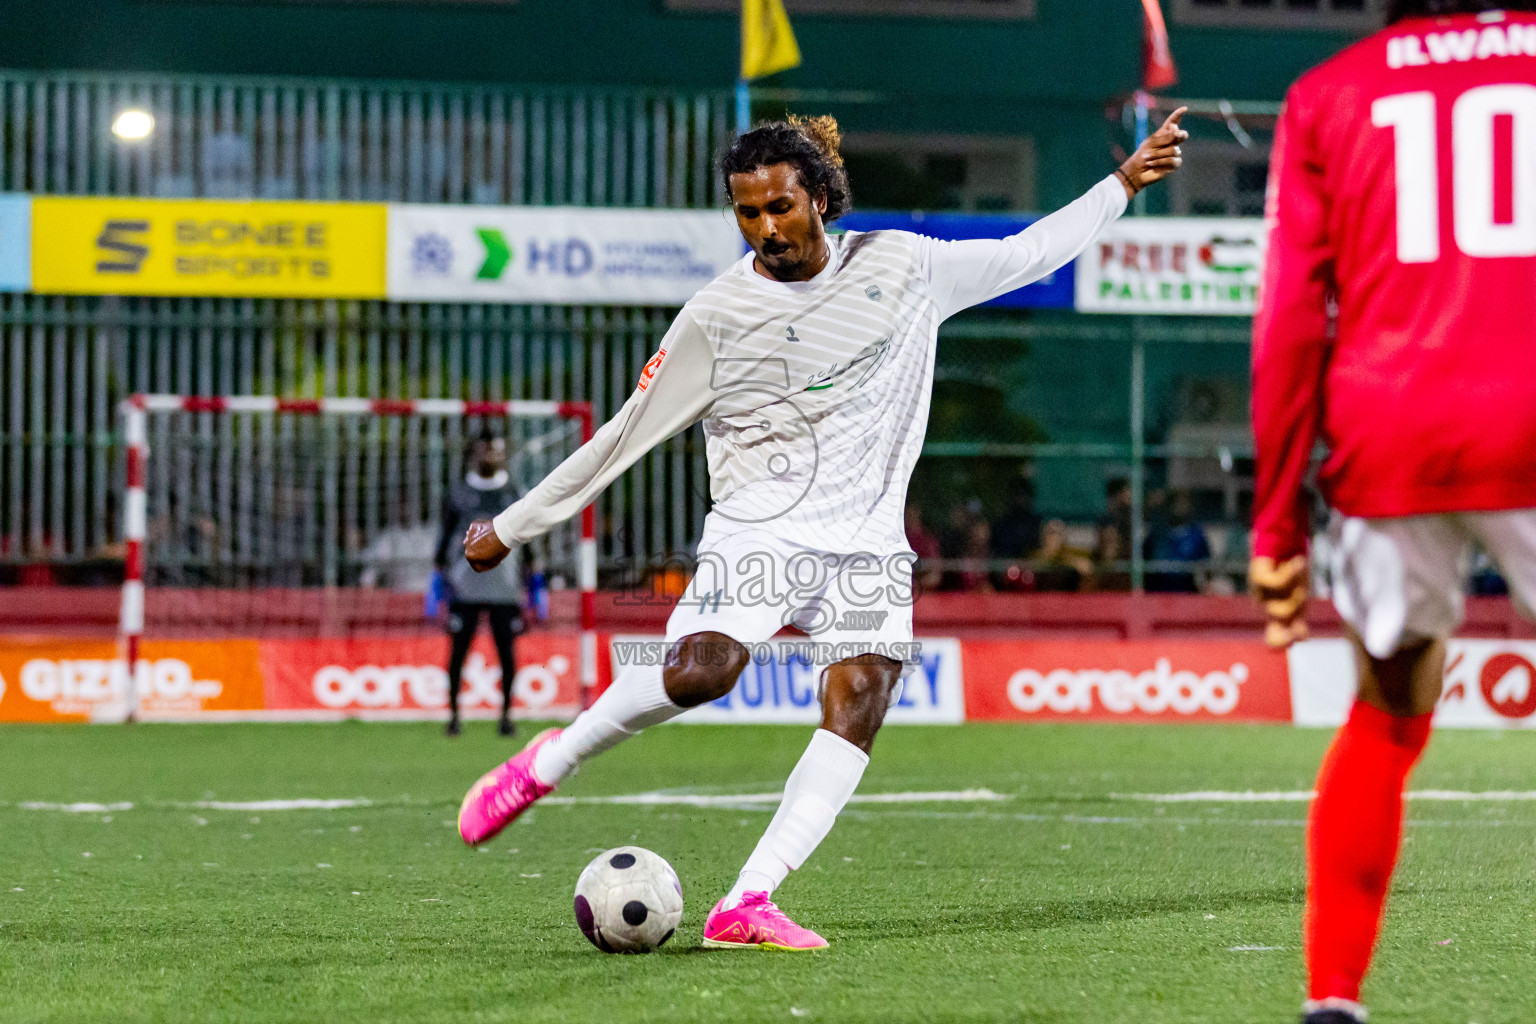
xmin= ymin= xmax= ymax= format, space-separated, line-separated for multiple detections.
xmin=117 ymin=394 xmax=596 ymax=722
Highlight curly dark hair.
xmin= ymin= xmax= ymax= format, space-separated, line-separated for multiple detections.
xmin=1388 ymin=0 xmax=1536 ymax=22
xmin=721 ymin=114 xmax=853 ymax=222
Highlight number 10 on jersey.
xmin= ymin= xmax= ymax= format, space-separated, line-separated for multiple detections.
xmin=1373 ymin=84 xmax=1536 ymax=263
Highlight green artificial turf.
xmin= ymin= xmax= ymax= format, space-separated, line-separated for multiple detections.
xmin=3 ymin=721 xmax=1536 ymax=1023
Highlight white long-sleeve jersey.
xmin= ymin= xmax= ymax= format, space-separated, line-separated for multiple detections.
xmin=492 ymin=174 xmax=1128 ymax=556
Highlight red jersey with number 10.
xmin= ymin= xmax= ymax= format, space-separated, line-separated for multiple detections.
xmin=1252 ymin=11 xmax=1536 ymax=560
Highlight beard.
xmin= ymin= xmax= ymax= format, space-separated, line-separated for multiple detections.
xmin=757 ymin=242 xmax=813 ymax=282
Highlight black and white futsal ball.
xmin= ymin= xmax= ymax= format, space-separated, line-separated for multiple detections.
xmin=573 ymin=846 xmax=683 ymax=953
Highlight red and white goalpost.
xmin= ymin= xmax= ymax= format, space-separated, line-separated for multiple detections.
xmin=118 ymin=393 xmax=596 ymax=723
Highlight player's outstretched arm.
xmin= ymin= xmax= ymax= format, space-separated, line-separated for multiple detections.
xmin=1250 ymin=87 xmax=1331 ymax=644
xmin=921 ymin=108 xmax=1187 ymax=319
xmin=463 ymin=313 xmax=715 ymax=573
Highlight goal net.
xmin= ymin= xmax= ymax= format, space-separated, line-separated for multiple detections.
xmin=118 ymin=394 xmax=595 ymax=722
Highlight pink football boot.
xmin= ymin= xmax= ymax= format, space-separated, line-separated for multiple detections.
xmin=702 ymin=891 xmax=829 ymax=950
xmin=457 ymin=727 xmax=561 ymax=845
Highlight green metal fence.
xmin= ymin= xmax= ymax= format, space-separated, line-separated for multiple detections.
xmin=1 ymin=70 xmax=734 ymax=205
xmin=0 ymin=68 xmax=1261 ymax=592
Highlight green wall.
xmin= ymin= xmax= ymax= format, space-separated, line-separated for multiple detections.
xmin=0 ymin=1 xmax=1368 ymax=209
xmin=0 ymin=1 xmax=1362 ymax=103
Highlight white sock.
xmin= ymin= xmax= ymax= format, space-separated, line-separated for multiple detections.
xmin=532 ymin=663 xmax=682 ymax=786
xmin=722 ymin=728 xmax=869 ymax=910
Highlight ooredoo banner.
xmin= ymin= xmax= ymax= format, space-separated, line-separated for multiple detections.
xmin=961 ymin=639 xmax=1292 ymax=723
xmin=1289 ymin=638 xmax=1536 ymax=729
xmin=607 ymin=635 xmax=966 ymax=725
xmin=387 ymin=205 xmax=744 ymax=304
xmin=260 ymin=632 xmax=584 ymax=719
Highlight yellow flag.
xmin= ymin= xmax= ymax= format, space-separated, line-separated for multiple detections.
xmin=741 ymin=0 xmax=801 ymax=81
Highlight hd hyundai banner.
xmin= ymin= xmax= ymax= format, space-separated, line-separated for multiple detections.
xmin=386 ymin=205 xmax=744 ymax=304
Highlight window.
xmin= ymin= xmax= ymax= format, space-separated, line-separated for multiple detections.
xmin=1172 ymin=0 xmax=1381 ymax=31
xmin=838 ymin=134 xmax=1036 ymax=212
xmin=667 ymin=0 xmax=1033 ymax=20
xmin=1167 ymin=141 xmax=1271 ymax=218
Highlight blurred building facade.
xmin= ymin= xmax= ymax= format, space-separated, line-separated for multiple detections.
xmin=0 ymin=0 xmax=1371 ymax=208
xmin=0 ymin=0 xmax=1380 ymax=587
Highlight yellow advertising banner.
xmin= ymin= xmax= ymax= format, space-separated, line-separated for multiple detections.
xmin=31 ymin=196 xmax=387 ymax=298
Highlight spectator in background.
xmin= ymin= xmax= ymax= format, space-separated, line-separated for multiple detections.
xmin=1100 ymin=477 xmax=1133 ymax=557
xmin=904 ymin=504 xmax=943 ymax=594
xmin=1470 ymin=549 xmax=1510 ymax=597
xmin=991 ymin=477 xmax=1041 ymax=562
xmin=939 ymin=499 xmax=985 ymax=591
xmin=1146 ymin=490 xmax=1209 ymax=593
xmin=358 ymin=521 xmax=438 ymax=592
xmin=958 ymin=517 xmax=993 ymax=593
xmin=1031 ymin=519 xmax=1094 ymax=593
xmin=1140 ymin=486 xmax=1170 ymax=569
xmin=1092 ymin=521 xmax=1132 ymax=592
xmin=989 ymin=478 xmax=1038 ymax=592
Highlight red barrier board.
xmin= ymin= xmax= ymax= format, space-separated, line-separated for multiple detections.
xmin=2 ymin=634 xmax=1293 ymax=725
xmin=961 ymin=640 xmax=1292 ymax=723
xmin=0 ymin=638 xmax=265 ymax=722
xmin=259 ymin=632 xmax=584 ymax=717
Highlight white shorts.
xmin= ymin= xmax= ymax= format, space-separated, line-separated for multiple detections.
xmin=663 ymin=528 xmax=919 ymax=681
xmin=1328 ymin=509 xmax=1536 ymax=659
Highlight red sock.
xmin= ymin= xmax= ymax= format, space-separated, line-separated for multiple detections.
xmin=1306 ymin=700 xmax=1433 ymax=1003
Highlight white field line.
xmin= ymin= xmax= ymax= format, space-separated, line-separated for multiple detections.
xmin=9 ymin=798 xmax=374 ymax=813
xmin=12 ymin=788 xmax=1536 ymax=816
xmin=543 ymin=788 xmax=1010 ymax=808
xmin=840 ymin=808 xmax=1534 ymax=830
xmin=3 ymin=799 xmax=1526 ymax=831
xmin=183 ymin=799 xmax=373 ymax=811
xmin=1117 ymin=790 xmax=1536 ymax=803
xmin=5 ymin=790 xmax=1006 ymax=814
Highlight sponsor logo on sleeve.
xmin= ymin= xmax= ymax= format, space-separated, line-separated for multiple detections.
xmin=637 ymin=348 xmax=667 ymax=392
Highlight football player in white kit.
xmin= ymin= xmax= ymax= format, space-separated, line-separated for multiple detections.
xmin=456 ymin=111 xmax=1187 ymax=949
